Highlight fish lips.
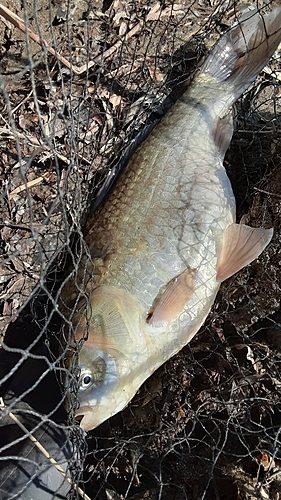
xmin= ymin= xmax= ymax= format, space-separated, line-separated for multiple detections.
xmin=75 ymin=404 xmax=96 ymax=432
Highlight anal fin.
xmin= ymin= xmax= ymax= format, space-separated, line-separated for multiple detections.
xmin=217 ymin=223 xmax=273 ymax=282
xmin=147 ymin=268 xmax=196 ymax=327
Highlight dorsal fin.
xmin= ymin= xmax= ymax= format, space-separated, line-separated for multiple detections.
xmin=213 ymin=112 xmax=233 ymax=159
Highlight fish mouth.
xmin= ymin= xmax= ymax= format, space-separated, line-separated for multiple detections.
xmin=75 ymin=405 xmax=96 ymax=431
xmin=75 ymin=404 xmax=92 ymax=417
xmin=75 ymin=414 xmax=84 ymax=425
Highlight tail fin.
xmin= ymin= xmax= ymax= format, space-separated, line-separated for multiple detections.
xmin=201 ymin=7 xmax=281 ymax=103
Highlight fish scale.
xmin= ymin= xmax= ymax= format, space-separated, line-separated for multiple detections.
xmin=63 ymin=7 xmax=281 ymax=431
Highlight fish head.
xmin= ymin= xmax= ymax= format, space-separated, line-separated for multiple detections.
xmin=75 ymin=285 xmax=150 ymax=431
xmin=76 ymin=345 xmax=126 ymax=431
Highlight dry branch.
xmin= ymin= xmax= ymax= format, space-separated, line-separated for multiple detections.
xmin=0 ymin=2 xmax=186 ymax=76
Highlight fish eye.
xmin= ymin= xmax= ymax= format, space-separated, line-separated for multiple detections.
xmin=79 ymin=370 xmax=93 ymax=391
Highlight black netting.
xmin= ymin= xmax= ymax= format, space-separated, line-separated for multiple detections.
xmin=0 ymin=1 xmax=280 ymax=499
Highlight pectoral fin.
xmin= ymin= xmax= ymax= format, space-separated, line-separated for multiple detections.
xmin=217 ymin=223 xmax=273 ymax=282
xmin=147 ymin=268 xmax=196 ymax=326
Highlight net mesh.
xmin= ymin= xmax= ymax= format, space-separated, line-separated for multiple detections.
xmin=0 ymin=0 xmax=281 ymax=499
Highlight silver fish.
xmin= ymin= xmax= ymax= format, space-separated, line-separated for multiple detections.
xmin=68 ymin=7 xmax=281 ymax=431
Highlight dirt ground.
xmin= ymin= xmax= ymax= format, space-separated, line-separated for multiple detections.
xmin=0 ymin=0 xmax=281 ymax=499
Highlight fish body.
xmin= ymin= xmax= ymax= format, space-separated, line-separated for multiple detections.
xmin=70 ymin=8 xmax=281 ymax=431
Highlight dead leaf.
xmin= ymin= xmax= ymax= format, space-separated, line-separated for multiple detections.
xmin=146 ymin=2 xmax=185 ymax=22
xmin=109 ymin=94 xmax=122 ymax=107
xmin=254 ymin=451 xmax=276 ymax=471
xmin=147 ymin=64 xmax=165 ymax=83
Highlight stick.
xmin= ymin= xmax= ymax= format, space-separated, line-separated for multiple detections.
xmin=254 ymin=186 xmax=281 ymax=198
xmin=0 ymin=2 xmax=185 ymax=76
xmin=8 ymin=172 xmax=50 ymax=199
xmin=0 ymin=4 xmax=79 ymax=74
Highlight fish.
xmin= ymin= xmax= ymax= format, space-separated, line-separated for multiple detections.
xmin=66 ymin=7 xmax=281 ymax=432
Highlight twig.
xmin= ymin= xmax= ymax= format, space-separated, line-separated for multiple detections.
xmin=0 ymin=399 xmax=90 ymax=500
xmin=0 ymin=2 xmax=186 ymax=76
xmin=11 ymin=90 xmax=33 ymax=114
xmin=90 ymin=20 xmax=145 ymax=67
xmin=254 ymin=187 xmax=281 ymax=199
xmin=237 ymin=129 xmax=279 ymax=134
xmin=8 ymin=172 xmax=50 ymax=199
xmin=0 ymin=2 xmax=142 ymax=75
xmin=0 ymin=3 xmax=79 ymax=74
xmin=0 ymin=222 xmax=38 ymax=232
